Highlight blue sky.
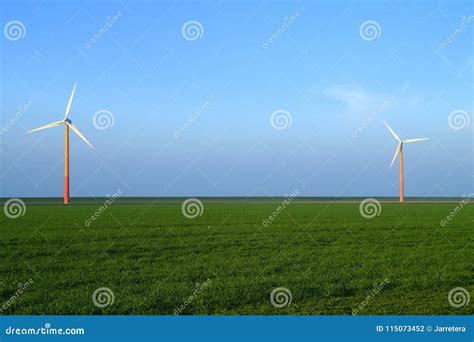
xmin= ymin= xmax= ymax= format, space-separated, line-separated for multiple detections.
xmin=0 ymin=0 xmax=472 ymax=197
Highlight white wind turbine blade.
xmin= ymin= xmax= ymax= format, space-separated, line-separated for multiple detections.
xmin=403 ymin=138 xmax=430 ymax=143
xmin=66 ymin=122 xmax=93 ymax=149
xmin=63 ymin=82 xmax=77 ymax=121
xmin=27 ymin=120 xmax=63 ymax=133
xmin=383 ymin=121 xmax=401 ymax=141
xmin=389 ymin=142 xmax=401 ymax=168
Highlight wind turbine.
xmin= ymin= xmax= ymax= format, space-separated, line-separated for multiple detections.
xmin=28 ymin=82 xmax=93 ymax=205
xmin=383 ymin=121 xmax=429 ymax=203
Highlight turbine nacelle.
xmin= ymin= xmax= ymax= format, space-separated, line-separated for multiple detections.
xmin=27 ymin=82 xmax=93 ymax=149
xmin=383 ymin=121 xmax=429 ymax=168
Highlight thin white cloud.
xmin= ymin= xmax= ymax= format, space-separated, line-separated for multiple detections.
xmin=323 ymin=83 xmax=384 ymax=117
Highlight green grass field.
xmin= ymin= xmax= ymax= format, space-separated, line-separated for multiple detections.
xmin=1 ymin=198 xmax=472 ymax=315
